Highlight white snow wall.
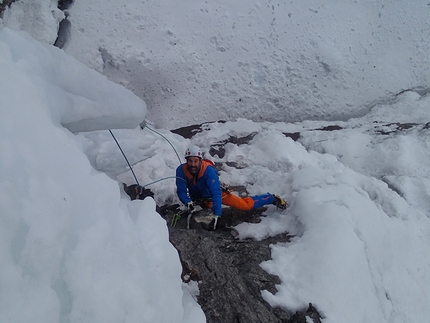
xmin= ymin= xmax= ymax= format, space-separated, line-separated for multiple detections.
xmin=0 ymin=28 xmax=203 ymax=323
xmin=3 ymin=0 xmax=430 ymax=128
xmin=63 ymin=0 xmax=430 ymax=128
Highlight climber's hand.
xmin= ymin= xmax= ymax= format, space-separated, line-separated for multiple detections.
xmin=211 ymin=215 xmax=221 ymax=231
xmin=186 ymin=201 xmax=195 ymax=213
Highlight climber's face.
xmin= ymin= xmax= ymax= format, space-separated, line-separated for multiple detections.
xmin=186 ymin=157 xmax=201 ymax=175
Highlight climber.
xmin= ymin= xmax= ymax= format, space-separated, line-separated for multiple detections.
xmin=175 ymin=145 xmax=288 ymax=230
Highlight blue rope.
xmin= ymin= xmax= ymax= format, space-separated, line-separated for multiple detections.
xmin=109 ymin=129 xmax=140 ymax=186
xmin=110 ymin=124 xmax=186 ymax=193
xmin=143 ymin=176 xmax=187 ymax=187
xmin=140 ymin=121 xmax=182 ymax=164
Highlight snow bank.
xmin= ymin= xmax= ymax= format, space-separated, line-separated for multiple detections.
xmin=0 ymin=27 xmax=146 ymax=133
xmin=62 ymin=0 xmax=430 ymax=128
xmin=185 ymin=115 xmax=430 ymax=322
xmin=0 ymin=28 xmax=204 ymax=322
xmin=1 ymin=0 xmax=64 ymax=45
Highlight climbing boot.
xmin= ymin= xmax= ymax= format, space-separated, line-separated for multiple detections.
xmin=272 ymin=195 xmax=288 ymax=209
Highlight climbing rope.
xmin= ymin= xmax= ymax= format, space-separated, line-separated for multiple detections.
xmin=140 ymin=121 xmax=182 ymax=164
xmin=109 ymin=129 xmax=141 ymax=186
xmin=142 ymin=176 xmax=187 ymax=187
xmin=109 ymin=124 xmax=187 ymax=192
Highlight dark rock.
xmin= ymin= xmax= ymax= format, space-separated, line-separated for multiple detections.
xmin=209 ymin=133 xmax=258 ymax=158
xmin=123 ymin=183 xmax=154 ymax=201
xmin=316 ymin=125 xmax=343 ymax=131
xmin=160 ymin=205 xmax=322 ymax=323
xmin=290 ymin=303 xmax=322 ymax=323
xmin=283 ymin=132 xmax=301 ymax=141
xmin=171 ymin=121 xmax=226 ymax=139
xmin=169 ymin=224 xmax=290 ymax=323
xmin=171 ymin=123 xmax=204 ymax=139
xmin=0 ymin=0 xmax=16 ymax=16
xmin=171 ymin=121 xmax=255 ymax=157
xmin=58 ymin=0 xmax=74 ymax=10
xmin=392 ymin=122 xmax=417 ymax=131
xmin=54 ymin=13 xmax=71 ymax=49
xmin=374 ymin=122 xmax=421 ymax=135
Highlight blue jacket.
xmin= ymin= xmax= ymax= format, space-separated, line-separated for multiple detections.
xmin=176 ymin=160 xmax=222 ymax=216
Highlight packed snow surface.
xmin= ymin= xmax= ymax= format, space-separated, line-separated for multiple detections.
xmin=63 ymin=0 xmax=430 ymax=129
xmin=3 ymin=0 xmax=429 ymax=128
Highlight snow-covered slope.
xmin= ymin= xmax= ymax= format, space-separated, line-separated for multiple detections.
xmin=62 ymin=0 xmax=430 ymax=128
xmin=3 ymin=1 xmax=429 ymax=129
xmin=0 ymin=28 xmax=205 ymax=323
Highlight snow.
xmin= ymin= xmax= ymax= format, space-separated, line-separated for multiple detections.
xmin=25 ymin=0 xmax=430 ymax=129
xmin=0 ymin=0 xmax=64 ymax=45
xmin=1 ymin=1 xmax=430 ymax=323
xmin=0 ymin=28 xmax=204 ymax=322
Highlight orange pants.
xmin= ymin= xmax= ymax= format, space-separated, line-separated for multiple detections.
xmin=200 ymin=191 xmax=255 ymax=211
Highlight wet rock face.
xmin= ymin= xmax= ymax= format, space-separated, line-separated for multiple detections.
xmin=160 ymin=204 xmax=321 ymax=323
xmin=0 ymin=0 xmax=16 ymax=15
xmin=58 ymin=0 xmax=74 ymax=10
xmin=170 ymin=226 xmax=289 ymax=323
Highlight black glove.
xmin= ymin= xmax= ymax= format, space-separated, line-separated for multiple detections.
xmin=210 ymin=215 xmax=221 ymax=231
xmin=186 ymin=201 xmax=195 ymax=213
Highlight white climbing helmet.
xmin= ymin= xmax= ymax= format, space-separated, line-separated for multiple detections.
xmin=185 ymin=145 xmax=203 ymax=159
